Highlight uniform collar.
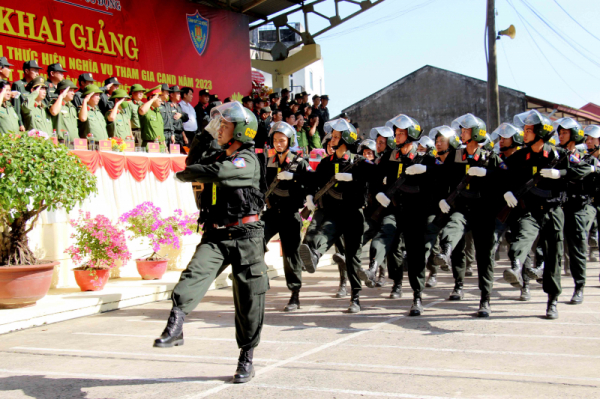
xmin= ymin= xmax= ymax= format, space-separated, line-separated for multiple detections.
xmin=462 ymin=147 xmax=482 ymax=161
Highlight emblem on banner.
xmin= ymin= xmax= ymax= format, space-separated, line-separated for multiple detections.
xmin=187 ymin=11 xmax=209 ymax=56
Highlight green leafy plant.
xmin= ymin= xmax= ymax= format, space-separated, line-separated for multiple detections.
xmin=0 ymin=133 xmax=97 ymax=265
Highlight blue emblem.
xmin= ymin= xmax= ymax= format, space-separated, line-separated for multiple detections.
xmin=435 ymin=159 xmax=443 ymax=165
xmin=499 ymin=162 xmax=508 ymax=170
xmin=187 ymin=11 xmax=209 ymax=56
xmin=233 ymin=158 xmax=246 ymax=168
xmin=569 ymin=154 xmax=581 ymax=164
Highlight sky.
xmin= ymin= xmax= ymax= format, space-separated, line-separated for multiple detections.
xmin=270 ymin=0 xmax=600 ymax=119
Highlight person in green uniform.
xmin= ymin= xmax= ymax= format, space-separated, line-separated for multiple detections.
xmin=106 ymin=89 xmax=133 ymax=139
xmin=433 ymin=114 xmax=502 ymax=317
xmin=129 ymin=84 xmax=145 ymax=146
xmin=262 ymin=121 xmax=311 ymax=312
xmin=299 ymin=119 xmax=375 ymax=313
xmin=21 ymin=77 xmax=53 ymax=134
xmin=138 ymin=85 xmax=165 ymax=148
xmin=295 ymin=112 xmax=322 ymax=153
xmin=45 ymin=63 xmax=67 ymax=103
xmin=12 ymin=60 xmax=42 ymax=132
xmin=502 ymin=110 xmax=590 ymax=319
xmin=78 ymin=84 xmax=108 ymax=141
xmin=49 ymin=79 xmax=79 ymax=141
xmin=153 ymin=101 xmax=267 ymax=384
xmin=554 ymin=117 xmax=596 ymax=304
xmin=0 ymin=81 xmax=20 ymax=134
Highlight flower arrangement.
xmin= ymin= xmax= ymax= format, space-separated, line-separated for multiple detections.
xmin=119 ymin=202 xmax=198 ymax=260
xmin=111 ymin=137 xmax=127 ymax=152
xmin=64 ymin=211 xmax=131 ymax=271
xmin=251 ymin=81 xmax=272 ymax=100
xmin=27 ymin=129 xmax=49 ymax=139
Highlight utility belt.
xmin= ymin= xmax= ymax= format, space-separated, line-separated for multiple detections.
xmin=459 ymin=190 xmax=481 ymax=199
xmin=524 ymin=191 xmax=566 ymax=212
xmin=203 ymin=223 xmax=264 ymax=241
xmin=565 ymin=194 xmax=592 ymax=209
xmin=206 ymin=214 xmax=260 ymax=230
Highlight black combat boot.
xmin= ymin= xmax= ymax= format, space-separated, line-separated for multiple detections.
xmin=519 ymin=281 xmax=531 ymax=301
xmin=524 ymin=261 xmax=544 ymax=281
xmin=503 ymin=259 xmax=523 ymax=288
xmin=332 ymin=253 xmax=346 ymax=268
xmin=546 ymin=295 xmax=559 ymax=319
xmin=374 ymin=265 xmax=387 ymax=287
xmin=425 ymin=271 xmax=438 ymax=288
xmin=348 ymin=289 xmax=361 ymax=313
xmin=477 ymin=295 xmax=491 ymax=318
xmin=409 ymin=293 xmax=423 ymax=316
xmin=284 ymin=289 xmax=300 ymax=312
xmin=389 ymin=281 xmax=402 ymax=299
xmin=359 ymin=260 xmax=379 ymax=288
xmin=233 ymin=348 xmax=255 ymax=383
xmin=335 ymin=259 xmax=348 ymax=298
xmin=570 ymin=284 xmax=584 ymax=304
xmin=448 ymin=281 xmax=464 ymax=301
xmin=434 ymin=243 xmax=452 ymax=271
xmin=154 ymin=307 xmax=185 ymax=348
xmin=299 ymin=244 xmax=320 ymax=273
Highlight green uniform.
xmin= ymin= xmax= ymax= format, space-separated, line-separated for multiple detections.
xmin=140 ymin=106 xmax=164 ymax=147
xmin=130 ymin=100 xmax=142 ymax=129
xmin=173 ymin=143 xmax=268 ymax=351
xmin=11 ymin=79 xmax=28 ymax=128
xmin=51 ymin=99 xmax=79 ymax=140
xmin=262 ymin=151 xmax=310 ymax=291
xmin=106 ymin=104 xmax=132 ymax=139
xmin=295 ymin=125 xmax=322 ymax=152
xmin=505 ymin=143 xmax=590 ymax=297
xmin=79 ymin=105 xmax=108 ymax=141
xmin=21 ymin=92 xmax=53 ymax=133
xmin=0 ymin=100 xmax=20 ymax=134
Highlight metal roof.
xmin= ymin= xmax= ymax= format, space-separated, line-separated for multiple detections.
xmin=526 ymin=96 xmax=600 ymax=125
xmin=192 ymin=0 xmax=304 ymax=23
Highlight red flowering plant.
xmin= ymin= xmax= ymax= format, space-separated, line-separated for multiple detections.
xmin=64 ymin=211 xmax=131 ymax=274
xmin=119 ymin=202 xmax=198 ymax=261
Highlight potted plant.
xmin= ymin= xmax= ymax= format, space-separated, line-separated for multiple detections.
xmin=119 ymin=202 xmax=197 ymax=280
xmin=0 ymin=133 xmax=97 ymax=308
xmin=110 ymin=137 xmax=127 ymax=152
xmin=65 ymin=211 xmax=131 ymax=291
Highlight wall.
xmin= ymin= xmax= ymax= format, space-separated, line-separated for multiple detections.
xmin=342 ymin=66 xmax=527 ymax=134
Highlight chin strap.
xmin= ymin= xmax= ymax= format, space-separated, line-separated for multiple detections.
xmin=221 ymin=139 xmax=235 ymax=150
xmin=437 ymin=148 xmax=450 ymax=156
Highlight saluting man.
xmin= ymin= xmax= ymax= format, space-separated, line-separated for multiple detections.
xmin=0 ymin=81 xmax=20 ymax=134
xmin=78 ymin=84 xmax=108 ymax=141
xmin=21 ymin=77 xmax=53 ymax=134
xmin=49 ymin=79 xmax=79 ymax=141
xmin=138 ymin=85 xmax=165 ymax=149
xmin=106 ymin=89 xmax=133 ymax=139
xmin=45 ymin=63 xmax=67 ymax=103
xmin=154 ymin=102 xmax=268 ymax=384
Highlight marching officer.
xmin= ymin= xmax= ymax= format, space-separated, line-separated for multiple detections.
xmin=555 ymin=118 xmax=597 ymax=304
xmin=262 ymin=121 xmax=311 ymax=312
xmin=299 ymin=118 xmax=374 ymax=313
xmin=433 ymin=114 xmax=501 ymax=317
xmin=502 ymin=110 xmax=590 ymax=319
xmin=154 ymin=101 xmax=268 ymax=384
xmin=21 ymin=77 xmax=53 ymax=133
xmin=0 ymin=81 xmax=20 ymax=134
xmin=106 ymin=89 xmax=133 ymax=139
xmin=369 ymin=114 xmax=437 ymax=316
xmin=49 ymin=79 xmax=79 ymax=141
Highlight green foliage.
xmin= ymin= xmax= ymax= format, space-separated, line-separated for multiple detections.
xmin=0 ymin=134 xmax=98 ymax=226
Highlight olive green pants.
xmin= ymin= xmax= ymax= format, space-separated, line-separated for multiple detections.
xmin=564 ymin=202 xmax=596 ymax=287
xmin=172 ymin=222 xmax=268 ymax=350
xmin=263 ymin=208 xmax=303 ymax=291
xmin=508 ymin=206 xmax=564 ymax=296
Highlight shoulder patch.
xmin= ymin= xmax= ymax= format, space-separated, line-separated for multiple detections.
xmin=435 ymin=159 xmax=443 ymax=165
xmin=232 ymin=158 xmax=246 ymax=168
xmin=499 ymin=162 xmax=508 ymax=170
xmin=569 ymin=153 xmax=581 ymax=164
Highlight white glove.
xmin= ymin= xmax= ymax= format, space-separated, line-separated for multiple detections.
xmin=306 ymin=195 xmax=316 ymax=211
xmin=406 ymin=164 xmax=427 ymax=175
xmin=277 ymin=171 xmax=293 ymax=180
xmin=439 ymin=199 xmax=451 ymax=214
xmin=376 ymin=192 xmax=391 ymax=207
xmin=335 ymin=173 xmax=353 ymax=182
xmin=383 ymin=176 xmax=387 ymax=185
xmin=205 ymin=118 xmax=220 ymax=139
xmin=540 ymin=168 xmax=561 ymax=179
xmin=467 ymin=166 xmax=487 ymax=177
xmin=504 ymin=191 xmax=518 ymax=208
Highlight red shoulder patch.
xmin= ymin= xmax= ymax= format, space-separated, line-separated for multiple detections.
xmin=543 ymin=150 xmax=549 ymax=158
xmin=343 ymin=154 xmax=349 ymax=160
xmin=474 ymin=154 xmax=480 ymax=161
xmin=462 ymin=153 xmax=467 ymax=161
xmin=526 ymin=152 xmax=531 ymax=161
xmin=409 ymin=152 xmax=415 ymax=160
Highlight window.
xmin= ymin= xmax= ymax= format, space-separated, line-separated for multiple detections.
xmin=309 ymin=71 xmax=314 ymax=91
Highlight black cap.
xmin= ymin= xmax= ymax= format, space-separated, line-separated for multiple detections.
xmin=198 ymin=89 xmax=209 ymax=96
xmin=301 ymin=91 xmax=308 ymax=96
xmin=260 ymin=106 xmax=272 ymax=114
xmin=340 ymin=112 xmax=349 ymax=119
xmin=312 ymin=94 xmax=320 ymax=100
xmin=294 ymin=93 xmax=302 ymax=99
xmin=23 ymin=60 xmax=42 ymax=70
xmin=242 ymin=95 xmax=253 ymax=103
xmin=159 ymin=83 xmax=169 ymax=91
xmin=289 ymin=100 xmax=298 ymax=106
xmin=252 ymin=97 xmax=264 ymax=104
xmin=104 ymin=77 xmax=121 ymax=86
xmin=0 ymin=57 xmax=13 ymax=68
xmin=169 ymin=85 xmax=181 ymax=93
xmin=269 ymin=93 xmax=280 ymax=99
xmin=48 ymin=63 xmax=67 ymax=73
xmin=209 ymin=94 xmax=220 ymax=102
xmin=321 ymin=95 xmax=329 ymax=100
xmin=281 ymin=88 xmax=290 ymax=94
xmin=78 ymin=73 xmax=94 ymax=83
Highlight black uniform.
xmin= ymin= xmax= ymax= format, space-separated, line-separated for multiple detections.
xmin=160 ymin=101 xmax=189 ymax=148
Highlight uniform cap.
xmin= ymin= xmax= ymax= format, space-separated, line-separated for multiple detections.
xmin=260 ymin=106 xmax=272 ymax=114
xmin=78 ymin=73 xmax=94 ymax=82
xmin=169 ymin=85 xmax=181 ymax=93
xmin=48 ymin=63 xmax=67 ymax=73
xmin=269 ymin=92 xmax=280 ymax=99
xmin=23 ymin=60 xmax=42 ymax=70
xmin=321 ymin=94 xmax=329 ymax=100
xmin=0 ymin=57 xmax=13 ymax=68
xmin=146 ymin=85 xmax=162 ymax=96
xmin=81 ymin=84 xmax=103 ymax=96
xmin=109 ymin=88 xmax=131 ymax=100
xmin=242 ymin=95 xmax=253 ymax=103
xmin=129 ymin=84 xmax=145 ymax=94
xmin=26 ymin=76 xmax=47 ymax=91
xmin=198 ymin=89 xmax=210 ymax=96
xmin=160 ymin=83 xmax=169 ymax=91
xmin=104 ymin=77 xmax=120 ymax=86
xmin=56 ymin=79 xmax=77 ymax=92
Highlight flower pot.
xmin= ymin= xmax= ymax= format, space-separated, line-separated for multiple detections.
xmin=136 ymin=259 xmax=168 ymax=280
xmin=0 ymin=262 xmax=58 ymax=309
xmin=73 ymin=268 xmax=110 ymax=291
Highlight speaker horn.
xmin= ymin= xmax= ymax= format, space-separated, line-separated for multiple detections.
xmin=497 ymin=25 xmax=516 ymax=40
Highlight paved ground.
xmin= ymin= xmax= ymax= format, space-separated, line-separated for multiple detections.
xmin=1 ymin=252 xmax=599 ymax=399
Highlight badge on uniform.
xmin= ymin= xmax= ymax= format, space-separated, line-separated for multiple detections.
xmin=233 ymin=158 xmax=246 ymax=168
xmin=499 ymin=162 xmax=508 ymax=170
xmin=569 ymin=153 xmax=581 ymax=164
xmin=435 ymin=159 xmax=443 ymax=165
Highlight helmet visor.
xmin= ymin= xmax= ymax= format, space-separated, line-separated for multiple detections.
xmin=418 ymin=135 xmax=435 ymax=148
xmin=369 ymin=126 xmax=394 ymax=140
xmin=385 ymin=114 xmax=417 ymax=131
xmin=359 ymin=139 xmax=377 ymax=154
xmin=513 ymin=110 xmax=549 ymax=127
xmin=210 ymin=101 xmax=249 ymax=124
xmin=584 ymin=125 xmax=600 ymax=138
xmin=491 ymin=122 xmax=522 ymax=141
xmin=552 ymin=117 xmax=581 ymax=132
xmin=269 ymin=121 xmax=295 ymax=138
xmin=324 ymin=118 xmax=356 ymax=135
xmin=429 ymin=125 xmax=457 ymax=140
xmin=451 ymin=113 xmax=483 ymax=131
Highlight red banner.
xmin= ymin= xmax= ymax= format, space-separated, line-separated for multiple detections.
xmin=0 ymin=1 xmax=251 ymax=100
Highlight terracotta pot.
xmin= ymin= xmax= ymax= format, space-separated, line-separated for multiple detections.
xmin=73 ymin=268 xmax=110 ymax=291
xmin=0 ymin=262 xmax=58 ymax=309
xmin=136 ymin=259 xmax=168 ymax=280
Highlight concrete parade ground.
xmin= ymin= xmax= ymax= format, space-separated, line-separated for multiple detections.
xmin=1 ymin=253 xmax=599 ymax=399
